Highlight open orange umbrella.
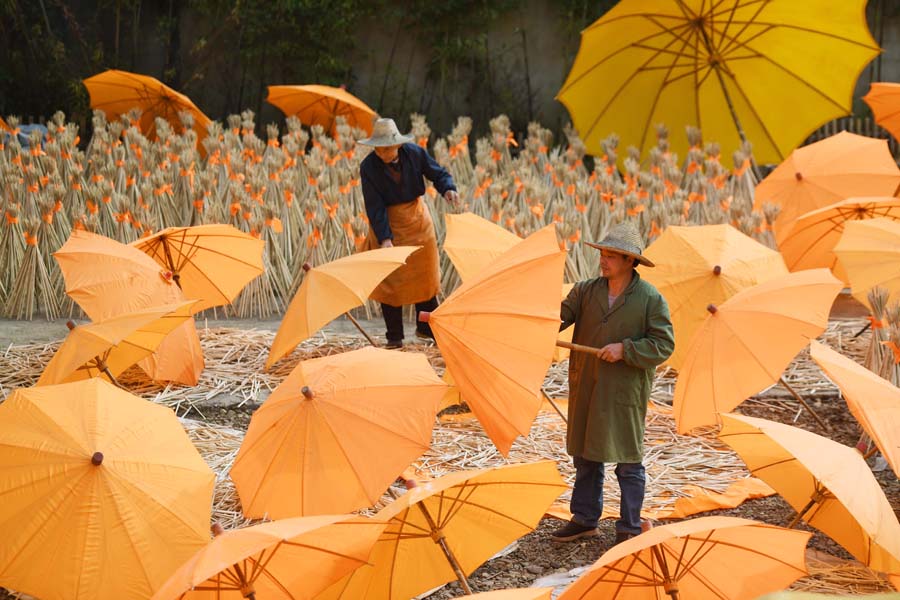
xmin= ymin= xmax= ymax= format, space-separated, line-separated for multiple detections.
xmin=131 ymin=224 xmax=265 ymax=312
xmin=319 ymin=461 xmax=566 ymax=599
xmin=231 ymin=346 xmax=447 ymax=519
xmin=54 ymin=229 xmax=204 ymax=386
xmin=419 ymin=224 xmax=567 ymax=455
xmin=673 ymin=269 xmax=842 ymax=434
xmin=266 ymin=246 xmax=419 ymax=367
xmin=863 ymin=82 xmax=900 ymax=142
xmin=833 ymin=218 xmax=900 ymax=310
xmin=776 ymin=197 xmax=900 ymax=281
xmin=151 ymin=516 xmax=386 ymax=600
xmin=37 ymin=300 xmax=197 ymax=386
xmin=443 ymin=212 xmax=521 ymax=282
xmin=0 ymin=378 xmax=214 ymax=600
xmin=266 ymin=85 xmax=376 ymax=135
xmin=463 ymin=590 xmax=552 ymax=600
xmin=83 ymin=69 xmax=211 ymax=142
xmin=810 ymin=340 xmax=900 ymax=479
xmin=559 ymin=516 xmax=810 ymax=600
xmin=754 ymin=132 xmax=900 ymax=233
xmin=719 ymin=413 xmax=900 ymax=573
xmin=642 ymin=224 xmax=789 ymax=369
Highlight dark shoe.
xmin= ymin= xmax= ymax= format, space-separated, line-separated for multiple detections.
xmin=613 ymin=531 xmax=637 ymax=546
xmin=384 ymin=340 xmax=403 ymax=350
xmin=415 ymin=329 xmax=434 ymax=341
xmin=550 ymin=520 xmax=599 ymax=543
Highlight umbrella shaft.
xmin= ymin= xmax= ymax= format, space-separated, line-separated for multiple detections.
xmin=555 ymin=340 xmax=603 ymax=358
xmin=415 ymin=503 xmax=473 ymax=595
xmin=345 ymin=311 xmax=379 ymax=347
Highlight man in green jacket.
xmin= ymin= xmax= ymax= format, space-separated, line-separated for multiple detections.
xmin=551 ymin=221 xmax=675 ymax=545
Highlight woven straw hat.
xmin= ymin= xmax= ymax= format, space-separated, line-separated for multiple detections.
xmin=358 ymin=118 xmax=414 ymax=147
xmin=585 ymin=221 xmax=655 ymax=267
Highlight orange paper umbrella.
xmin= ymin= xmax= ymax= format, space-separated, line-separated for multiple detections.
xmin=231 ymin=346 xmax=447 ymax=519
xmin=151 ymin=516 xmax=386 ymax=600
xmin=83 ymin=69 xmax=211 ymax=142
xmin=37 ymin=300 xmax=197 ymax=386
xmin=420 ymin=224 xmax=567 ymax=455
xmin=642 ymin=224 xmax=789 ymax=369
xmin=833 ymin=218 xmax=900 ymax=309
xmin=320 ymin=461 xmax=567 ymax=599
xmin=463 ymin=590 xmax=552 ymax=600
xmin=754 ymin=132 xmax=900 ymax=232
xmin=673 ymin=269 xmax=842 ymax=434
xmin=443 ymin=212 xmax=521 ymax=282
xmin=54 ymin=230 xmax=204 ymax=386
xmin=0 ymin=378 xmax=214 ymax=600
xmin=810 ymin=340 xmax=900 ymax=479
xmin=864 ymin=82 xmax=900 ymax=142
xmin=131 ymin=224 xmax=265 ymax=312
xmin=266 ymin=84 xmax=376 ymax=135
xmin=559 ymin=516 xmax=810 ymax=600
xmin=267 ymin=246 xmax=419 ymax=367
xmin=776 ymin=197 xmax=900 ymax=281
xmin=720 ymin=413 xmax=900 ymax=573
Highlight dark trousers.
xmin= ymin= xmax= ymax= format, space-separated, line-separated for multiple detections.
xmin=569 ymin=455 xmax=645 ymax=535
xmin=381 ymin=296 xmax=438 ymax=343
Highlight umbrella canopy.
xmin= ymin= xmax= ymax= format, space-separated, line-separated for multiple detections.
xmin=833 ymin=218 xmax=900 ymax=310
xmin=423 ymin=224 xmax=567 ymax=455
xmin=320 ymin=461 xmax=566 ymax=600
xmin=673 ymin=269 xmax=842 ymax=434
xmin=556 ymin=1 xmax=879 ymax=165
xmin=83 ymin=69 xmax=211 ymax=142
xmin=443 ymin=212 xmax=521 ymax=282
xmin=863 ymin=82 xmax=900 ymax=142
xmin=131 ymin=224 xmax=265 ymax=312
xmin=776 ymin=197 xmax=900 ymax=281
xmin=462 ymin=590 xmax=553 ymax=600
xmin=37 ymin=300 xmax=197 ymax=386
xmin=642 ymin=224 xmax=789 ymax=369
xmin=719 ymin=413 xmax=900 ymax=573
xmin=809 ymin=340 xmax=900 ymax=479
xmin=54 ymin=229 xmax=204 ymax=386
xmin=559 ymin=517 xmax=810 ymax=600
xmin=754 ymin=132 xmax=900 ymax=231
xmin=151 ymin=516 xmax=386 ymax=600
xmin=231 ymin=346 xmax=447 ymax=519
xmin=266 ymin=246 xmax=419 ymax=367
xmin=266 ymin=84 xmax=377 ymax=135
xmin=0 ymin=378 xmax=214 ymax=600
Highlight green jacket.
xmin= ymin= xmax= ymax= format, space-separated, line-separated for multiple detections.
xmin=560 ymin=271 xmax=674 ymax=463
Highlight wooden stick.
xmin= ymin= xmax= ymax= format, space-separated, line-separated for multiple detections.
xmin=556 ymin=339 xmax=604 ymax=358
xmin=345 ymin=311 xmax=379 ymax=347
xmin=542 ymin=389 xmax=567 ymax=424
xmin=779 ymin=377 xmax=829 ymax=430
xmin=787 ymin=496 xmax=817 ymax=529
xmin=415 ymin=501 xmax=473 ymax=595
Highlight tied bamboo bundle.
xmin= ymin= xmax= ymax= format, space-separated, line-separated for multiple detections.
xmin=3 ymin=220 xmax=60 ymax=320
xmin=864 ymin=287 xmax=891 ymax=374
xmin=880 ymin=301 xmax=900 ymax=386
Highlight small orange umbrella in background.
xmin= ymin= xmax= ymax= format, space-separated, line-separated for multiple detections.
xmin=419 ymin=224 xmax=567 ymax=456
xmin=754 ymin=132 xmax=900 ymax=232
xmin=266 ymin=85 xmax=376 ymax=135
xmin=0 ymin=378 xmax=214 ymax=600
xmin=83 ymin=69 xmax=211 ymax=142
xmin=673 ymin=269 xmax=842 ymax=434
xmin=810 ymin=340 xmax=900 ymax=479
xmin=131 ymin=224 xmax=265 ymax=312
xmin=720 ymin=413 xmax=900 ymax=574
xmin=231 ymin=346 xmax=447 ymax=519
xmin=54 ymin=230 xmax=204 ymax=386
xmin=833 ymin=218 xmax=900 ymax=310
xmin=775 ymin=197 xmax=900 ymax=281
xmin=37 ymin=300 xmax=197 ymax=386
xmin=266 ymin=246 xmax=419 ymax=367
xmin=642 ymin=223 xmax=789 ymax=369
xmin=559 ymin=517 xmax=810 ymax=600
xmin=864 ymin=82 xmax=900 ymax=142
xmin=151 ymin=516 xmax=386 ymax=600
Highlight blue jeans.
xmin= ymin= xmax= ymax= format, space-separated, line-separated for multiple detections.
xmin=570 ymin=456 xmax=645 ymax=535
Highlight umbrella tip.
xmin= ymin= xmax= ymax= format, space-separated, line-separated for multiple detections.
xmin=91 ymin=452 xmax=103 ymax=466
xmin=211 ymin=522 xmax=225 ymax=537
xmin=418 ymin=311 xmax=431 ymax=323
xmin=712 ymin=265 xmax=721 ymax=275
xmin=707 ymin=304 xmax=718 ymax=314
xmin=301 ymin=386 xmax=314 ymax=400
xmin=795 ymin=171 xmax=803 ymax=181
xmin=66 ymin=320 xmax=77 ymax=330
xmin=404 ymin=479 xmax=418 ymax=490
xmin=302 ymin=262 xmax=312 ymax=272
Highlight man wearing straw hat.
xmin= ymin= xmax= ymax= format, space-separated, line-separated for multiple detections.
xmin=359 ymin=117 xmax=459 ymax=349
xmin=552 ymin=221 xmax=674 ymax=545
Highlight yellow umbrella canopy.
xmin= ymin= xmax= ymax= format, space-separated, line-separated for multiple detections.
xmin=642 ymin=223 xmax=789 ymax=369
xmin=719 ymin=413 xmax=900 ymax=573
xmin=833 ymin=218 xmax=900 ymax=310
xmin=556 ymin=0 xmax=879 ymax=165
xmin=0 ymin=378 xmax=214 ymax=600
xmin=37 ymin=301 xmax=198 ymax=386
xmin=266 ymin=84 xmax=377 ymax=135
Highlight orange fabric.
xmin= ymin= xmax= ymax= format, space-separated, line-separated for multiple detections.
xmin=463 ymin=590 xmax=553 ymax=600
xmin=864 ymin=82 xmax=900 ymax=143
xmin=833 ymin=218 xmax=900 ymax=310
xmin=443 ymin=212 xmax=520 ymax=282
xmin=266 ymin=84 xmax=376 ymax=135
xmin=673 ymin=269 xmax=842 ymax=434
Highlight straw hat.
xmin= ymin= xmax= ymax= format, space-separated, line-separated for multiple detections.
xmin=358 ymin=118 xmax=414 ymax=147
xmin=585 ymin=221 xmax=655 ymax=267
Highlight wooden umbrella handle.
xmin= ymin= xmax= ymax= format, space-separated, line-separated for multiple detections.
xmin=555 ymin=339 xmax=604 ymax=358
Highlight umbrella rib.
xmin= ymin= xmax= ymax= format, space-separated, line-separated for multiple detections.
xmin=316 ymin=397 xmax=434 ymax=449
xmin=724 ymin=20 xmax=881 ymax=52
xmin=387 ymin=508 xmax=411 ymax=599
xmin=278 ymin=539 xmax=370 ymax=563
xmin=709 ymin=0 xmax=770 ymax=58
xmin=661 ymin=543 xmax=730 ymax=599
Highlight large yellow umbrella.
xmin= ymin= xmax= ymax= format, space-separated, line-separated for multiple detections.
xmin=719 ymin=413 xmax=900 ymax=574
xmin=266 ymin=84 xmax=376 ymax=135
xmin=864 ymin=82 xmax=900 ymax=142
xmin=556 ymin=1 xmax=879 ymax=165
xmin=833 ymin=218 xmax=900 ymax=310
xmin=0 ymin=378 xmax=214 ymax=600
xmin=642 ymin=223 xmax=788 ymax=369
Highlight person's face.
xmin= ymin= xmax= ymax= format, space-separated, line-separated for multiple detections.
xmin=374 ymin=144 xmax=401 ymax=163
xmin=600 ymin=249 xmax=633 ymax=279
